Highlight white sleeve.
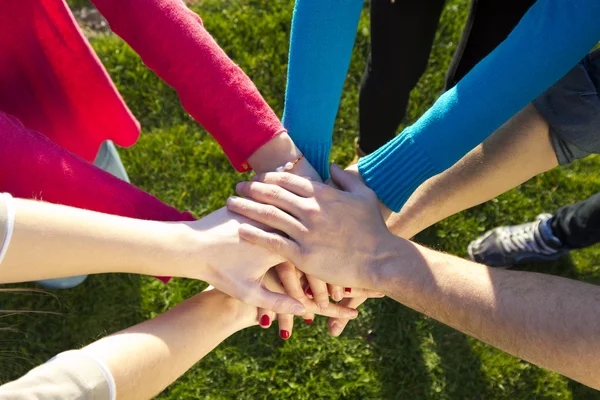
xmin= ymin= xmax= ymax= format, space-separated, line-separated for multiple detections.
xmin=0 ymin=350 xmax=116 ymax=400
xmin=0 ymin=192 xmax=15 ymax=265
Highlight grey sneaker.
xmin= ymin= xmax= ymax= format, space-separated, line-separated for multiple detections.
xmin=467 ymin=214 xmax=568 ymax=268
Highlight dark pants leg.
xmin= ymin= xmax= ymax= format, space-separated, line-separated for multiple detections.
xmin=358 ymin=0 xmax=446 ymax=155
xmin=445 ymin=0 xmax=537 ymax=88
xmin=551 ymin=193 xmax=600 ymax=250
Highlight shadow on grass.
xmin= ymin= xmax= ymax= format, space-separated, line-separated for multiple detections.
xmin=0 ymin=273 xmax=143 ymax=384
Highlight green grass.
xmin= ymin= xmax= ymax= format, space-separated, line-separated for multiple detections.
xmin=2 ymin=0 xmax=600 ymax=398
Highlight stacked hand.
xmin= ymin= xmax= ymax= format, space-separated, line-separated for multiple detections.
xmin=225 ymin=164 xmax=395 ymax=337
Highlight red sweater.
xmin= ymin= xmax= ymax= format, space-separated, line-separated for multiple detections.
xmin=0 ymin=0 xmax=284 ymax=215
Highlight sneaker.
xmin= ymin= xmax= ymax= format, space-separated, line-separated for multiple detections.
xmin=467 ymin=214 xmax=568 ymax=268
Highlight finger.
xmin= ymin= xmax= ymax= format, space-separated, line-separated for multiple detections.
xmin=328 ymin=284 xmax=344 ymax=302
xmin=305 ymin=275 xmax=330 ymax=311
xmin=329 ymin=163 xmax=368 ymax=194
xmin=328 ymin=297 xmax=367 ymax=337
xmin=238 ymin=224 xmax=301 ymax=262
xmin=303 ymin=312 xmax=315 ymax=325
xmin=276 ymin=262 xmax=308 ymax=299
xmin=235 ymin=181 xmax=305 ymax=217
xmin=342 ymin=288 xmax=385 ymax=299
xmin=227 ymin=196 xmax=305 ymax=238
xmin=303 ymin=299 xmax=358 ymax=320
xmin=246 ymin=286 xmax=306 ymax=316
xmin=278 ymin=314 xmax=294 ymax=340
xmin=258 ymin=308 xmax=275 ymax=329
xmin=251 ymin=172 xmax=317 ymax=198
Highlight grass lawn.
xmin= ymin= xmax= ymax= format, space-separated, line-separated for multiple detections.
xmin=2 ymin=0 xmax=600 ymax=398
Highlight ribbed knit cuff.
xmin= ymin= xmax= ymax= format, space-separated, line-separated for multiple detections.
xmin=358 ymin=134 xmax=439 ymax=212
xmin=297 ymin=142 xmax=332 ymax=181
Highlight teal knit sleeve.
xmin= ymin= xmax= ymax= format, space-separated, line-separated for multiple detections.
xmin=282 ymin=0 xmax=363 ymax=180
xmin=359 ymin=0 xmax=600 ymax=212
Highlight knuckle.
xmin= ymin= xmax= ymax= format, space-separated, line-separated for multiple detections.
xmin=262 ymin=205 xmax=279 ymax=221
xmin=265 ymin=187 xmax=281 ymax=200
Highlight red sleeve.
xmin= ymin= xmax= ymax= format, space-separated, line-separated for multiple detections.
xmin=91 ymin=0 xmax=285 ymax=172
xmin=0 ymin=112 xmax=195 ymax=223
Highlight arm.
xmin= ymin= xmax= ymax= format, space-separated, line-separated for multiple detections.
xmin=0 ymin=290 xmax=257 ymax=400
xmin=371 ymin=238 xmax=600 ymax=390
xmin=82 ymin=290 xmax=255 ymax=399
xmin=359 ymin=0 xmax=600 ymax=212
xmin=227 ymin=168 xmax=600 ymax=389
xmin=388 ymin=103 xmax=558 ymax=238
xmin=0 ymin=112 xmax=194 ymax=223
xmin=90 ymin=0 xmax=305 ymax=174
xmin=282 ymin=0 xmax=363 ymax=179
xmin=0 ymin=194 xmax=307 ymax=315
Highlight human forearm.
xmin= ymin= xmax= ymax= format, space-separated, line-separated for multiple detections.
xmin=0 ymin=197 xmax=194 ymax=283
xmin=282 ymin=0 xmax=363 ymax=179
xmin=359 ymin=0 xmax=600 ymax=212
xmin=82 ymin=290 xmax=253 ymax=399
xmin=373 ymin=237 xmax=600 ymax=389
xmin=92 ymin=0 xmax=286 ymax=172
xmin=388 ymin=104 xmax=558 ymax=238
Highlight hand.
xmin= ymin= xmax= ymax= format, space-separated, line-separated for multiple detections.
xmin=175 ymin=207 xmax=306 ymax=316
xmin=258 ymin=262 xmax=384 ymax=339
xmin=322 ymin=163 xmax=391 ymax=336
xmin=225 ymin=164 xmax=396 ymax=290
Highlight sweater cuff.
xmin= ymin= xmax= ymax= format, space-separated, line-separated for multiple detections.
xmin=296 ymin=142 xmax=332 ymax=180
xmin=358 ymin=134 xmax=439 ymax=212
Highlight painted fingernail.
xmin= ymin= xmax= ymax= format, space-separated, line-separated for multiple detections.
xmin=304 ymin=319 xmax=313 ymax=325
xmin=318 ymin=301 xmax=329 ymax=310
xmin=259 ymin=315 xmax=270 ymax=327
xmin=292 ymin=304 xmax=306 ymax=315
xmin=306 ymin=288 xmax=313 ymax=298
xmin=280 ymin=330 xmax=290 ymax=340
xmin=344 ymin=288 xmax=352 ymax=295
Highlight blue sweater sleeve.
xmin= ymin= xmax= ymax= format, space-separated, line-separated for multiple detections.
xmin=282 ymin=0 xmax=363 ymax=180
xmin=359 ymin=0 xmax=600 ymax=212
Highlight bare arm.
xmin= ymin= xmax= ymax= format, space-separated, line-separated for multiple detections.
xmin=388 ymin=104 xmax=558 ymax=238
xmin=372 ymin=239 xmax=600 ymax=389
xmin=82 ymin=289 xmax=255 ymax=399
xmin=0 ymin=197 xmax=307 ymax=315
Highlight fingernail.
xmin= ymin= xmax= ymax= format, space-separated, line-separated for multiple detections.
xmin=344 ymin=288 xmax=352 ymax=295
xmin=304 ymin=319 xmax=313 ymax=325
xmin=292 ymin=304 xmax=306 ymax=315
xmin=235 ymin=182 xmax=245 ymax=191
xmin=331 ymin=322 xmax=343 ymax=337
xmin=318 ymin=301 xmax=329 ymax=310
xmin=333 ymin=291 xmax=343 ymax=301
xmin=306 ymin=288 xmax=313 ymax=298
xmin=259 ymin=315 xmax=270 ymax=327
xmin=280 ymin=330 xmax=290 ymax=340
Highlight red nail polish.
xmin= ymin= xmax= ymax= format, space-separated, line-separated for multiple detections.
xmin=304 ymin=319 xmax=313 ymax=325
xmin=280 ymin=330 xmax=290 ymax=339
xmin=345 ymin=288 xmax=352 ymax=294
xmin=306 ymin=288 xmax=313 ymax=297
xmin=260 ymin=315 xmax=270 ymax=327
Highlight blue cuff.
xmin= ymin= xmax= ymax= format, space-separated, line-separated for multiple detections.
xmin=297 ymin=142 xmax=332 ymax=180
xmin=358 ymin=134 xmax=439 ymax=212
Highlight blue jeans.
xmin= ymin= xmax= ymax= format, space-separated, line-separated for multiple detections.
xmin=36 ymin=141 xmax=129 ymax=289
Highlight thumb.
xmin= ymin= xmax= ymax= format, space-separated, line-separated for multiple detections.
xmin=249 ymin=287 xmax=306 ymax=316
xmin=329 ymin=163 xmax=367 ymax=194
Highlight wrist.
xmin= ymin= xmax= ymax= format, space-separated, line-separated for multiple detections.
xmin=147 ymin=221 xmax=211 ymax=281
xmin=247 ymin=132 xmax=302 ymax=174
xmin=366 ymin=235 xmax=423 ymax=295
